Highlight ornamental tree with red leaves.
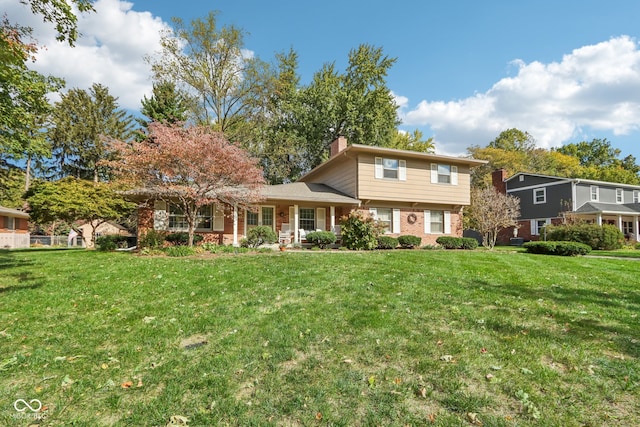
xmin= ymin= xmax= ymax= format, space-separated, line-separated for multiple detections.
xmin=105 ymin=123 xmax=265 ymax=246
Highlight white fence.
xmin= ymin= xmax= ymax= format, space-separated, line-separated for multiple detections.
xmin=30 ymin=235 xmax=84 ymax=247
xmin=0 ymin=232 xmax=30 ymax=249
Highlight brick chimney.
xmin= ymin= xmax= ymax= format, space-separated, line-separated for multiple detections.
xmin=492 ymin=169 xmax=508 ymax=194
xmin=330 ymin=136 xmax=347 ymax=157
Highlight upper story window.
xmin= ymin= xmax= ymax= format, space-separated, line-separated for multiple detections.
xmin=430 ymin=164 xmax=458 ymax=185
xmin=4 ymin=216 xmax=15 ymax=230
xmin=533 ymin=187 xmax=546 ymax=204
xmin=634 ymin=190 xmax=639 ymax=203
xmin=590 ymin=185 xmax=599 ymax=202
xmin=616 ymin=188 xmax=624 ymax=204
xmin=375 ymin=157 xmax=406 ymax=181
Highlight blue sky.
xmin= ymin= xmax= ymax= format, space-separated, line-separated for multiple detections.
xmin=3 ymin=0 xmax=640 ymax=161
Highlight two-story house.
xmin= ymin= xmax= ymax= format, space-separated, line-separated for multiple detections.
xmin=0 ymin=205 xmax=30 ymax=249
xmin=136 ymin=137 xmax=486 ymax=246
xmin=492 ymin=169 xmax=640 ymax=242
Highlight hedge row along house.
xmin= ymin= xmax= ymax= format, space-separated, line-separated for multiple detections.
xmin=133 ymin=137 xmax=487 ymax=246
xmin=0 ymin=205 xmax=30 ymax=249
xmin=492 ymin=169 xmax=640 ymax=243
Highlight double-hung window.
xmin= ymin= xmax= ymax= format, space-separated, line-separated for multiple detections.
xmin=634 ymin=190 xmax=640 ymax=203
xmin=616 ymin=188 xmax=624 ymax=204
xmin=169 ymin=204 xmax=213 ymax=231
xmin=299 ymin=208 xmax=315 ymax=231
xmin=430 ymin=164 xmax=458 ymax=185
xmin=531 ymin=219 xmax=550 ymax=236
xmin=590 ymin=186 xmax=599 ymax=202
xmin=375 ymin=157 xmax=406 ymax=180
xmin=424 ymin=210 xmax=451 ymax=234
xmin=533 ymin=187 xmax=546 ymax=204
xmin=369 ymin=208 xmax=401 ymax=234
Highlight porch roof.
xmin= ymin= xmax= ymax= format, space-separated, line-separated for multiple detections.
xmin=575 ymin=202 xmax=640 ymax=215
xmin=0 ymin=205 xmax=29 ymax=219
xmin=261 ymin=183 xmax=360 ymax=206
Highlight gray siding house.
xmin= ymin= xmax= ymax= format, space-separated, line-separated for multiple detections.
xmin=492 ymin=170 xmax=640 ymax=241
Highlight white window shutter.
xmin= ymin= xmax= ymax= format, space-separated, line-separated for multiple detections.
xmin=451 ymin=166 xmax=458 ymax=185
xmin=375 ymin=157 xmax=383 ymax=179
xmin=424 ymin=210 xmax=431 ymax=234
xmin=153 ymin=200 xmax=168 ymax=230
xmin=316 ymin=208 xmax=326 ymax=231
xmin=393 ymin=209 xmax=401 ymax=233
xmin=430 ymin=163 xmax=438 ymax=183
xmin=369 ymin=208 xmax=377 ymax=219
xmin=399 ymin=160 xmax=407 ymax=181
xmin=444 ymin=211 xmax=451 ymax=234
xmin=213 ymin=204 xmax=225 ymax=231
xmin=530 ymin=219 xmax=537 ymax=235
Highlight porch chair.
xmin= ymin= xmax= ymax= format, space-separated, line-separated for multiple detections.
xmin=279 ymin=223 xmax=291 ymax=245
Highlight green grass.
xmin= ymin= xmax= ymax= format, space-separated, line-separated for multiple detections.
xmin=1 ymin=249 xmax=638 ymax=426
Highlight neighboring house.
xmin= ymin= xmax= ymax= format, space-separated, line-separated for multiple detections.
xmin=135 ymin=137 xmax=486 ymax=246
xmin=0 ymin=205 xmax=30 ymax=249
xmin=77 ymin=220 xmax=133 ymax=248
xmin=492 ymin=169 xmax=640 ymax=242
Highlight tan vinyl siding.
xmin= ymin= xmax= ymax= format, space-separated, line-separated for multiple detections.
xmin=304 ymin=155 xmax=357 ymax=197
xmin=357 ymin=154 xmax=471 ymax=205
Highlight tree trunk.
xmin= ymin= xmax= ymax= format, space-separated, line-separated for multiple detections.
xmin=25 ymin=155 xmax=32 ymax=191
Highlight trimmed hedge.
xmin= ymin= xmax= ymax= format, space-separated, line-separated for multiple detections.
xmin=377 ymin=236 xmax=398 ymax=249
xmin=165 ymin=232 xmax=203 ymax=246
xmin=243 ymin=226 xmax=277 ymax=248
xmin=435 ymin=236 xmax=478 ymax=250
xmin=305 ymin=231 xmax=337 ymax=249
xmin=545 ymin=223 xmax=623 ymax=250
xmin=95 ymin=235 xmax=129 ymax=251
xmin=523 ymin=241 xmax=592 ymax=256
xmin=398 ymin=235 xmax=421 ymax=249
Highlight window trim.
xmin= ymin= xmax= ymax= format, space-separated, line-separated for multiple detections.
xmin=369 ymin=207 xmax=402 ymax=234
xmin=533 ymin=187 xmax=546 ymax=204
xmin=634 ymin=190 xmax=640 ymax=203
xmin=423 ymin=210 xmax=451 ymax=234
xmin=590 ymin=185 xmax=599 ymax=202
xmin=375 ymin=157 xmax=406 ymax=181
xmin=430 ymin=163 xmax=458 ymax=185
xmin=530 ymin=218 xmax=551 ymax=236
xmin=246 ymin=205 xmax=276 ymax=232
xmin=616 ymin=188 xmax=624 ymax=204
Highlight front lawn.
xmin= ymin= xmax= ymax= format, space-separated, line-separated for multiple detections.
xmin=1 ymin=249 xmax=638 ymax=426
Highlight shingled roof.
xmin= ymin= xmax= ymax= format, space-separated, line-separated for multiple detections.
xmin=261 ymin=182 xmax=360 ymax=205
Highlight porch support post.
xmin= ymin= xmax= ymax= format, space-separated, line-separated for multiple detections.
xmin=232 ymin=204 xmax=239 ymax=246
xmin=293 ymin=205 xmax=299 ymax=243
xmin=635 ymin=215 xmax=640 ymax=241
xmin=596 ymin=213 xmax=602 ymax=226
xmin=330 ymin=206 xmax=336 ymax=230
xmin=618 ymin=215 xmax=623 ymax=233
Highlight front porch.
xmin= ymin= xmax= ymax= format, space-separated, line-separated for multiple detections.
xmin=574 ymin=202 xmax=640 ymax=241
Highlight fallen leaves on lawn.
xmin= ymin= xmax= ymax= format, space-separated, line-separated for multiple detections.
xmin=166 ymin=415 xmax=189 ymax=426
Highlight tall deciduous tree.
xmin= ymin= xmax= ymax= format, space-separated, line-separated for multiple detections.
xmin=1 ymin=20 xmax=64 ymax=187
xmin=21 ymin=0 xmax=95 ymax=45
xmin=385 ymin=129 xmax=435 ymax=153
xmin=467 ymin=187 xmax=520 ymax=249
xmin=555 ymin=138 xmax=640 ymax=184
xmin=468 ymin=128 xmax=581 ymax=188
xmin=48 ymin=83 xmax=135 ymax=182
xmin=105 ymin=123 xmax=265 ymax=246
xmin=147 ymin=12 xmax=273 ymax=142
xmin=298 ymin=44 xmax=399 ymax=169
xmin=24 ymin=177 xmax=134 ymax=247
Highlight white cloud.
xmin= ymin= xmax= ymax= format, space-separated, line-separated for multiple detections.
xmin=400 ymin=36 xmax=640 ymax=156
xmin=1 ymin=0 xmax=169 ymax=110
